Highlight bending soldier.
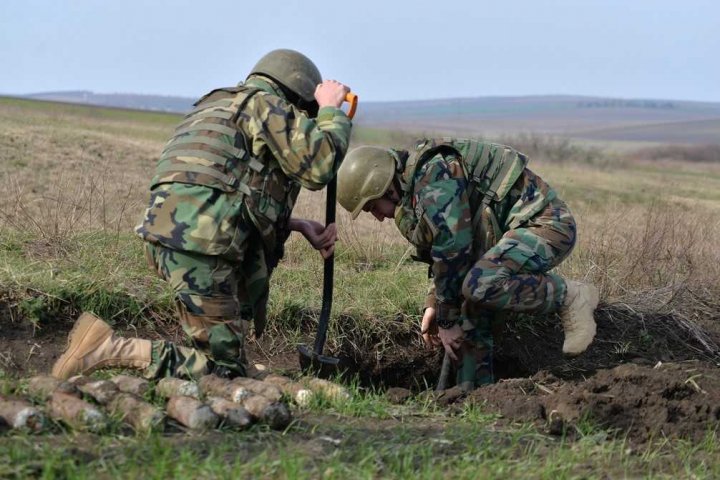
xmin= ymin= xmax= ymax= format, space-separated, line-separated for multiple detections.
xmin=336 ymin=139 xmax=599 ymax=388
xmin=53 ymin=49 xmax=352 ymax=380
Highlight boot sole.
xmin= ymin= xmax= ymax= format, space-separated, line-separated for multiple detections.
xmin=51 ymin=313 xmax=111 ymax=379
xmin=562 ymin=285 xmax=600 ymax=356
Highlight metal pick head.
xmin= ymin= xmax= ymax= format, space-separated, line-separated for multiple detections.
xmin=297 ymin=344 xmax=341 ymax=378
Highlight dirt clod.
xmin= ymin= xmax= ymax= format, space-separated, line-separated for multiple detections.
xmin=385 ymin=387 xmax=413 ymax=404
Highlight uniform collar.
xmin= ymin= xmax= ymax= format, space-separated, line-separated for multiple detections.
xmin=243 ymin=75 xmax=287 ymax=101
xmin=390 ymin=149 xmax=412 ymax=194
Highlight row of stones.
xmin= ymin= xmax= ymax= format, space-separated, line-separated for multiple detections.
xmin=0 ymin=373 xmax=350 ymax=434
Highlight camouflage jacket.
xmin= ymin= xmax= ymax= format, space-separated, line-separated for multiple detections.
xmin=135 ymin=76 xmax=352 ymax=263
xmin=394 ymin=140 xmax=557 ymax=324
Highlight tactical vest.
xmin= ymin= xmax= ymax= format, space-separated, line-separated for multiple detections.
xmin=401 ymin=137 xmax=529 ymax=253
xmin=151 ymin=85 xmax=301 ymax=256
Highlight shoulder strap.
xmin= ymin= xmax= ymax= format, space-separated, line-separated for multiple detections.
xmin=402 ymin=138 xmax=462 ymax=192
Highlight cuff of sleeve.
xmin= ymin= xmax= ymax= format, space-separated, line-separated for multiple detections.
xmin=423 ymin=288 xmax=436 ymax=312
xmin=316 ymin=106 xmax=348 ymax=124
xmin=436 ymin=302 xmax=461 ymax=329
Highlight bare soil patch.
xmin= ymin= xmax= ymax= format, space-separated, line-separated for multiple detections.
xmin=465 ymin=361 xmax=720 ymax=444
xmin=0 ymin=302 xmax=73 ymax=377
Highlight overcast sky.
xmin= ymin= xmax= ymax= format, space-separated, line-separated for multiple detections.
xmin=0 ymin=0 xmax=717 ymax=102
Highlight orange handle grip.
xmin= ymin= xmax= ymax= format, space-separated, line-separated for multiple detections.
xmin=345 ymin=92 xmax=358 ymax=119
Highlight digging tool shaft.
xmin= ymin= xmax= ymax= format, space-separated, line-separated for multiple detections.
xmin=436 ymin=352 xmax=452 ymax=392
xmin=299 ymin=92 xmax=358 ymax=370
xmin=313 ymin=92 xmax=358 ymax=349
xmin=312 ymin=176 xmax=336 ymax=357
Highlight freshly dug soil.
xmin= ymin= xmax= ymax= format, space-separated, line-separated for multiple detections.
xmin=465 ymin=361 xmax=720 ymax=444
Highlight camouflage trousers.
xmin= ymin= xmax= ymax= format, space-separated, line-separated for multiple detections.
xmin=457 ymin=197 xmax=577 ymax=387
xmin=142 ymin=238 xmax=271 ymax=380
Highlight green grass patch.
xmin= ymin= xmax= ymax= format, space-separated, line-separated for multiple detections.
xmin=0 ymin=229 xmax=427 ymax=351
xmin=2 ymin=406 xmax=718 ymax=479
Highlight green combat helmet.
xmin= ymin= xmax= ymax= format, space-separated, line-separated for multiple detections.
xmin=337 ymin=146 xmax=396 ymax=219
xmin=249 ymin=49 xmax=322 ymax=103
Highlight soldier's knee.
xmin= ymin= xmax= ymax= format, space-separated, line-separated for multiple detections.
xmin=462 ymin=274 xmax=476 ymax=300
xmin=177 ymin=293 xmax=239 ymax=317
xmin=463 ymin=260 xmax=507 ymax=302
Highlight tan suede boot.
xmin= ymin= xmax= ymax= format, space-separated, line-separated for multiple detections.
xmin=52 ymin=313 xmax=152 ymax=380
xmin=560 ymin=280 xmax=599 ymax=356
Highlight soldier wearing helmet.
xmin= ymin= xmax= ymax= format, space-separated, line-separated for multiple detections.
xmin=53 ymin=49 xmax=352 ymax=381
xmin=337 ymin=139 xmax=599 ymax=388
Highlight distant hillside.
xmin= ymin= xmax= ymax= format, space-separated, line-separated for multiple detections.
xmin=354 ymin=96 xmax=720 ymax=145
xmin=16 ymin=91 xmax=720 ymax=145
xmin=24 ymin=90 xmax=194 ymax=113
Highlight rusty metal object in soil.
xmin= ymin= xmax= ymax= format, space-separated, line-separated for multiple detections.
xmin=48 ymin=391 xmax=108 ymax=432
xmin=156 ymin=377 xmax=200 ymax=399
xmin=77 ymin=380 xmax=119 ymax=404
xmin=111 ymin=374 xmax=150 ymax=396
xmin=0 ymin=395 xmax=47 ymax=432
xmin=206 ymin=396 xmax=254 ymax=429
xmin=166 ymin=396 xmax=218 ymax=430
xmin=27 ymin=375 xmax=79 ymax=400
xmin=264 ymin=374 xmax=315 ymax=407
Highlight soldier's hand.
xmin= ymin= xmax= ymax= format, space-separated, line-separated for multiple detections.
xmin=315 ymin=80 xmax=350 ymax=109
xmin=420 ymin=307 xmax=441 ymax=348
xmin=437 ymin=324 xmax=465 ymax=362
xmin=300 ymin=220 xmax=338 ymax=259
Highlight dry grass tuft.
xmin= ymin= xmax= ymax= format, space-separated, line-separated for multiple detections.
xmin=630 ymin=144 xmax=720 ymax=164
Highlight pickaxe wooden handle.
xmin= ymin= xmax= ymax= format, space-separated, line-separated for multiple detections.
xmin=345 ymin=92 xmax=358 ymax=119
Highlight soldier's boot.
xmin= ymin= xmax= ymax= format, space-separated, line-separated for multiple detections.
xmin=457 ymin=340 xmax=494 ymax=392
xmin=52 ymin=313 xmax=152 ymax=380
xmin=560 ymin=280 xmax=599 ymax=356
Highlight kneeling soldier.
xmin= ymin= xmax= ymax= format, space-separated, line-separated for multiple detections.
xmin=53 ymin=49 xmax=352 ymax=380
xmin=337 ymin=139 xmax=598 ymax=388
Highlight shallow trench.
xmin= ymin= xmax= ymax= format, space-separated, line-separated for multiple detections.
xmin=2 ymin=299 xmax=719 ymax=393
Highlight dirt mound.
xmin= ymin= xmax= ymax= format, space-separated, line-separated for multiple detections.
xmin=494 ymin=303 xmax=720 ymax=380
xmin=467 ymin=361 xmax=720 ymax=443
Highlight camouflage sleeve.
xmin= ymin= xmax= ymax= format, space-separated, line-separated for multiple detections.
xmin=414 ymin=154 xmax=473 ymax=325
xmin=237 ymin=92 xmax=352 ymax=191
xmin=504 ymin=168 xmax=558 ymax=230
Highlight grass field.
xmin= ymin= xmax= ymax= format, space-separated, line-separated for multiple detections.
xmin=1 ymin=96 xmax=719 ymax=478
